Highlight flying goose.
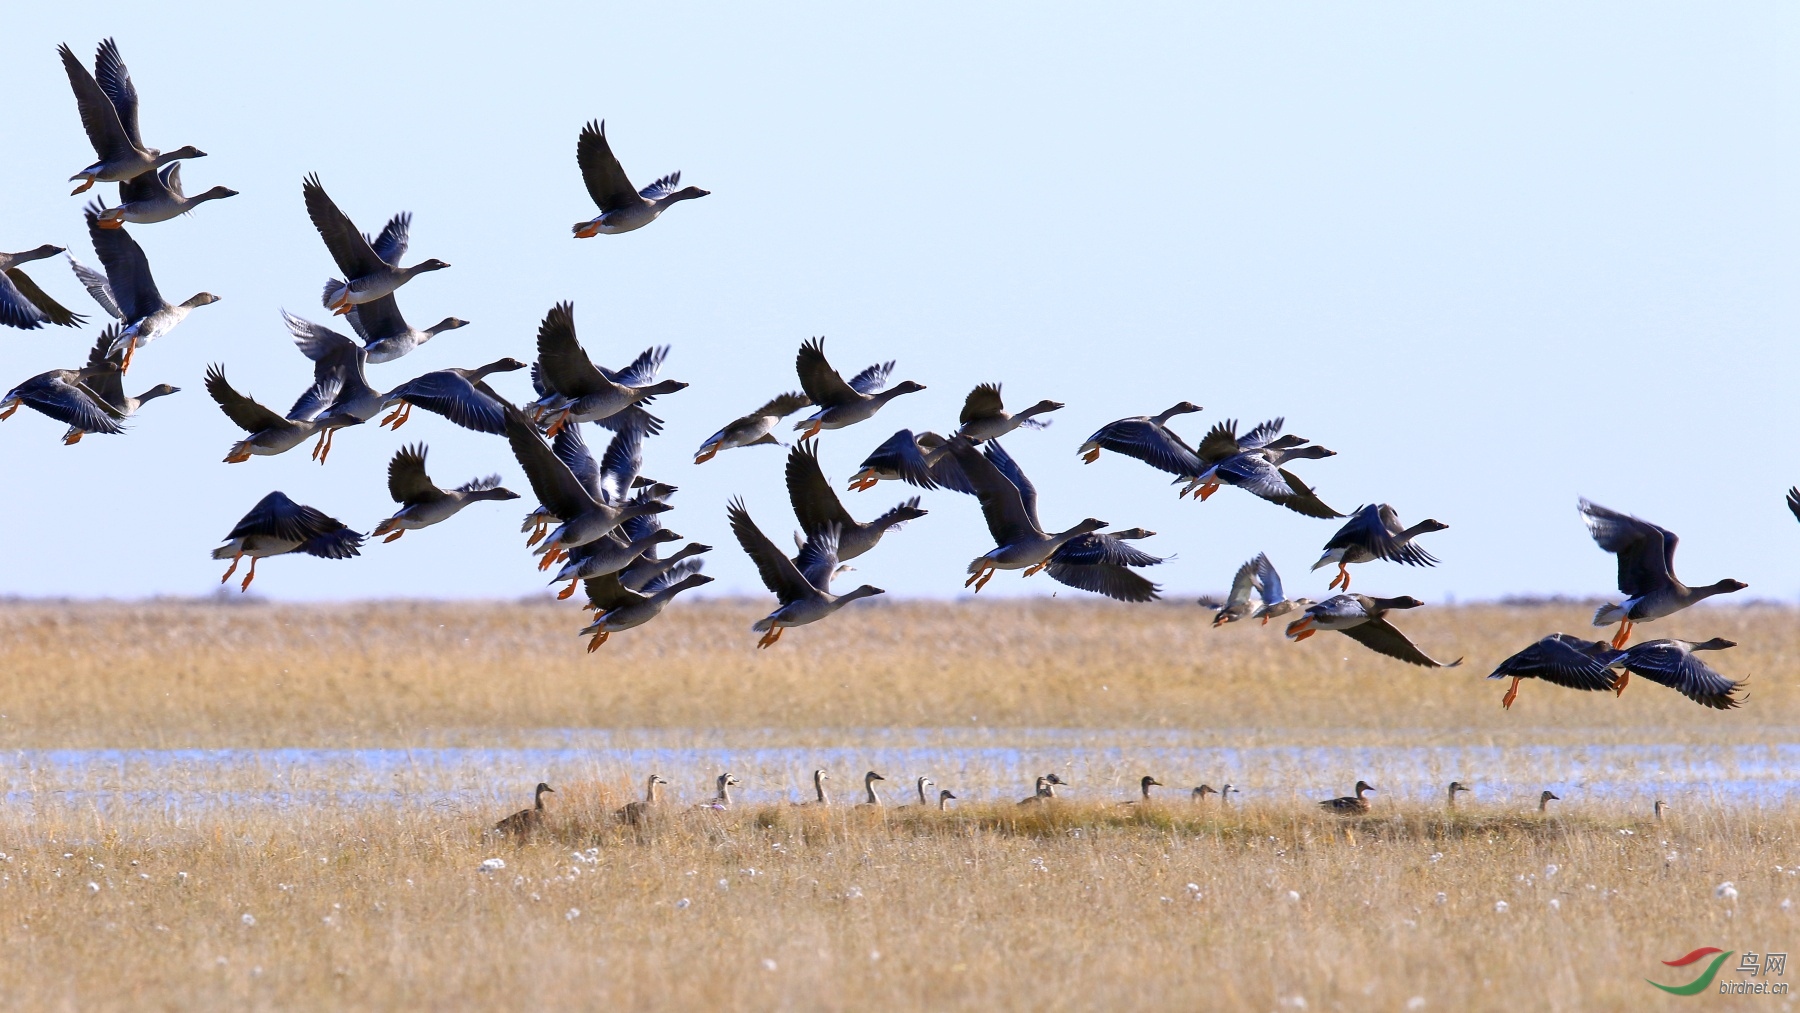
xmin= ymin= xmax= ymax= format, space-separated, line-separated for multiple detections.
xmin=211 ymin=491 xmax=364 ymax=591
xmin=1485 ymin=633 xmax=1623 ymax=710
xmin=618 ymin=528 xmax=713 ymax=593
xmin=371 ymin=444 xmax=519 ymax=543
xmin=856 ymin=771 xmax=888 ymax=808
xmin=59 ymin=39 xmax=205 ymax=194
xmin=58 ymin=326 xmax=178 ymax=443
xmin=1044 ymin=527 xmax=1165 ymax=603
xmin=72 ymin=204 xmax=218 ymax=371
xmin=578 ymin=565 xmax=714 ymax=651
xmin=1579 ymin=499 xmax=1747 ymax=648
xmin=786 ymin=441 xmax=926 ymax=562
xmin=1319 ymin=781 xmax=1375 ymax=813
xmin=0 ymin=244 xmax=86 ymax=329
xmin=303 ymin=174 xmax=449 ymax=314
xmin=553 ymin=526 xmax=684 ymax=597
xmin=1208 ymin=555 xmax=1262 ymax=627
xmin=95 ymin=162 xmax=236 ymax=227
xmin=1284 ymin=594 xmax=1462 ymax=668
xmin=1311 ymin=504 xmax=1447 ymax=591
xmin=571 ymin=120 xmax=709 ymax=237
xmin=205 ymin=364 xmax=358 ymax=464
xmin=944 ymin=437 xmax=1107 ymax=592
xmin=529 ymin=303 xmax=687 ymax=436
xmin=0 ymin=330 xmax=161 ymax=441
xmin=1077 ymin=401 xmax=1205 ymax=468
xmin=1446 ymin=781 xmax=1470 ymax=807
xmin=1608 ymin=638 xmax=1746 ymax=710
xmin=954 ymin=383 xmax=1063 ymax=443
xmin=504 ymin=404 xmax=672 ymax=570
xmin=378 ymin=358 xmax=528 ymax=434
xmin=616 ymin=775 xmax=667 ymax=826
xmin=693 ymin=391 xmax=811 ymax=463
xmin=1246 ymin=554 xmax=1312 ymax=626
xmin=494 ymin=782 xmax=555 ymax=836
xmin=544 ymin=420 xmax=681 ymax=594
xmin=728 ymin=500 xmax=884 ymax=648
xmin=792 ymin=338 xmax=925 ymax=439
xmin=846 ymin=429 xmax=973 ymax=493
xmin=336 ymin=214 xmax=467 ymax=362
xmin=1182 ymin=418 xmax=1341 ymax=518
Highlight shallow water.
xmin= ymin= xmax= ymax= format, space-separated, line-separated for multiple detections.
xmin=5 ymin=729 xmax=1798 ymax=814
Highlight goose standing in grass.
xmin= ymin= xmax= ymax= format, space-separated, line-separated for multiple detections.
xmin=72 ymin=205 xmax=218 ymax=372
xmin=578 ymin=566 xmax=714 ymax=651
xmin=59 ymin=39 xmax=205 ymax=194
xmin=899 ymin=776 xmax=935 ymax=808
xmin=371 ymin=444 xmax=518 ymax=543
xmin=1579 ymin=499 xmax=1747 ymax=648
xmin=96 ymin=163 xmax=236 ymax=227
xmin=303 ymin=175 xmax=449 ymax=315
xmin=1320 ymin=781 xmax=1376 ymax=813
xmin=1182 ymin=418 xmax=1341 ymax=518
xmin=1246 ymin=554 xmax=1310 ymax=626
xmin=378 ymin=358 xmax=528 ymax=434
xmin=846 ymin=429 xmax=972 ymax=493
xmin=1446 ymin=781 xmax=1471 ymax=808
xmin=1220 ymin=784 xmax=1240 ymax=804
xmin=1019 ymin=773 xmax=1068 ymax=804
xmin=729 ymin=502 xmax=884 ymax=648
xmin=0 ymin=244 xmax=86 ymax=329
xmin=1485 ymin=633 xmax=1623 ymax=710
xmin=1655 ymin=800 xmax=1670 ymax=821
xmin=694 ymin=391 xmax=811 ymax=462
xmin=937 ymin=789 xmax=958 ymax=811
xmin=855 ymin=771 xmax=888 ymax=808
xmin=571 ymin=120 xmax=709 ymax=237
xmin=954 ymin=383 xmax=1063 ymax=442
xmin=205 ymin=365 xmax=358 ymax=464
xmin=1208 ymin=555 xmax=1262 ymax=626
xmin=786 ymin=441 xmax=926 ymax=562
xmin=1045 ymin=527 xmax=1166 ymax=603
xmin=505 ymin=405 xmax=673 ymax=570
xmin=1285 ymin=594 xmax=1463 ymax=668
xmin=1191 ymin=784 xmax=1219 ymax=802
xmin=798 ymin=769 xmax=831 ymax=806
xmin=616 ymin=775 xmax=667 ymax=826
xmin=529 ymin=303 xmax=687 ymax=436
xmin=59 ymin=327 xmax=178 ymax=443
xmin=693 ymin=773 xmax=742 ymax=811
xmin=1078 ymin=401 xmax=1204 ymax=467
xmin=1311 ymin=504 xmax=1447 ymax=591
xmin=1538 ymin=790 xmax=1560 ymax=813
xmin=494 ymin=782 xmax=555 ymax=837
xmin=792 ymin=338 xmax=925 ymax=440
xmin=945 ymin=437 xmax=1107 ymax=593
xmin=211 ymin=491 xmax=364 ymax=591
xmin=1121 ymin=776 xmax=1163 ymax=804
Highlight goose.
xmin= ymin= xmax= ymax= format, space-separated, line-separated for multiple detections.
xmin=792 ymin=338 xmax=925 ymax=439
xmin=283 ymin=311 xmax=397 ymax=461
xmin=729 ymin=501 xmax=884 ymax=648
xmin=846 ymin=429 xmax=973 ymax=493
xmin=522 ymin=417 xmax=671 ymax=547
xmin=617 ymin=775 xmax=667 ymax=826
xmin=1045 ymin=527 xmax=1165 ymax=603
xmin=211 ymin=491 xmax=364 ymax=591
xmin=0 ymin=244 xmax=86 ymax=329
xmin=1312 ymin=504 xmax=1448 ymax=591
xmin=798 ymin=769 xmax=831 ymax=806
xmin=899 ymin=776 xmax=935 ymax=808
xmin=528 ymin=346 xmax=667 ymax=437
xmin=205 ymin=364 xmax=358 ymax=464
xmin=1191 ymin=784 xmax=1219 ymax=801
xmin=1208 ymin=555 xmax=1262 ymax=626
xmin=529 ymin=303 xmax=687 ymax=436
xmin=1121 ymin=775 xmax=1163 ymax=804
xmin=378 ymin=358 xmax=528 ymax=434
xmin=1579 ymin=499 xmax=1747 ymax=648
xmin=619 ymin=532 xmax=713 ymax=593
xmin=1018 ymin=773 xmax=1068 ymax=804
xmin=494 ymin=782 xmax=555 ymax=836
xmin=1538 ymin=790 xmax=1560 ymax=813
xmin=371 ymin=444 xmax=519 ymax=543
xmin=1219 ymin=784 xmax=1240 ymax=803
xmin=302 ymin=175 xmax=449 ymax=314
xmin=571 ymin=120 xmax=709 ymax=237
xmin=505 ymin=404 xmax=674 ymax=570
xmin=552 ymin=525 xmax=684 ymax=598
xmin=59 ymin=39 xmax=205 ymax=194
xmin=71 ymin=205 xmax=219 ymax=372
xmin=945 ymin=437 xmax=1107 ymax=592
xmin=937 ymin=789 xmax=958 ymax=811
xmin=694 ymin=391 xmax=812 ymax=462
xmin=1446 ymin=781 xmax=1471 ymax=807
xmin=855 ymin=771 xmax=888 ymax=808
xmin=578 ymin=566 xmax=714 ymax=651
xmin=1246 ymin=554 xmax=1312 ymax=626
xmin=324 ymin=212 xmax=468 ymax=362
xmin=954 ymin=383 xmax=1063 ymax=442
xmin=57 ymin=326 xmax=178 ymax=444
xmin=1654 ymin=800 xmax=1670 ymax=820
xmin=1182 ymin=418 xmax=1341 ymax=518
xmin=95 ymin=162 xmax=236 ymax=227
xmin=1285 ymin=594 xmax=1463 ymax=668
xmin=1608 ymin=638 xmax=1746 ymax=710
xmin=1078 ymin=401 xmax=1205 ymax=468
xmin=0 ymin=330 xmax=141 ymax=440
xmin=1319 ymin=781 xmax=1375 ymax=814
xmin=693 ymin=773 xmax=742 ymax=811
xmin=786 ymin=441 xmax=926 ymax=562
xmin=1486 ymin=633 xmax=1623 ymax=710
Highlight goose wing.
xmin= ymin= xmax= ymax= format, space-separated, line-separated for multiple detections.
xmin=1274 ymin=468 xmax=1345 ymax=519
xmin=577 ymin=120 xmax=642 ymax=213
xmin=204 ymin=365 xmax=291 ymax=434
xmin=227 ymin=491 xmax=343 ymax=544
xmin=1338 ymin=618 xmax=1462 ymax=668
xmin=1195 ymin=419 xmax=1243 ymax=465
xmin=1053 ymin=532 xmax=1166 ymax=568
xmin=1252 ymin=552 xmax=1284 ymax=604
xmin=59 ymin=43 xmax=134 ymax=161
xmin=596 ymin=421 xmax=647 ymax=503
xmin=946 ymin=438 xmax=1040 ymax=545
xmin=754 ymin=391 xmax=812 ymax=420
xmin=1237 ymin=417 xmax=1286 ymax=451
xmin=1045 ymin=554 xmax=1162 ymax=602
xmin=534 ymin=302 xmax=610 ymax=398
xmin=603 ymin=345 xmax=668 ymax=388
xmin=846 ymin=361 xmax=894 ymax=396
xmin=959 ymin=383 xmax=1005 ymax=424
xmin=344 ymin=293 xmax=405 ymax=344
xmin=796 ymin=338 xmax=860 ymax=408
xmin=12 ymin=373 xmax=125 ymax=433
xmin=792 ymin=524 xmax=843 ymax=590
xmin=1578 ymin=499 xmax=1675 ymax=596
xmin=1486 ymin=633 xmax=1621 ymax=692
xmin=638 ymin=172 xmax=683 ymax=201
xmin=1223 ymin=556 xmax=1259 ymax=610
xmin=551 ymin=424 xmax=605 ymax=500
xmin=387 ymin=444 xmax=444 ymax=505
xmin=727 ymin=498 xmax=818 ymax=604
xmin=92 ymin=39 xmax=144 ymax=150
xmin=1323 ymin=504 xmax=1419 ymax=561
xmin=0 ymin=269 xmax=85 ymax=329
xmin=787 ymin=441 xmax=856 ymax=535
xmin=642 ymin=558 xmax=705 ymax=595
xmin=583 ymin=572 xmax=645 ymax=612
xmin=386 ymin=372 xmax=508 ymax=434
xmin=1620 ymin=641 xmax=1745 ymax=709
xmin=858 ymin=430 xmax=936 ymax=489
xmin=85 ymin=205 xmax=163 ymax=320
xmin=369 ymin=213 xmax=410 ymax=266
xmin=1085 ymin=418 xmax=1202 ymax=476
xmin=302 ymin=174 xmax=384 ymax=278
xmin=503 ymin=404 xmax=599 ymax=520
xmin=67 ymin=255 xmax=122 ymax=320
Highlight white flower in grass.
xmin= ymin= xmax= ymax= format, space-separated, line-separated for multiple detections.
xmin=675 ymin=898 xmax=690 ymax=909
xmin=1435 ymin=892 xmax=1447 ymax=905
xmin=1544 ymin=864 xmax=1559 ymax=877
xmin=1780 ymin=898 xmax=1792 ymax=911
xmin=761 ymin=959 xmax=778 ymax=972
xmin=478 ymin=858 xmax=505 ymax=873
xmin=1716 ymin=882 xmax=1738 ymax=902
xmin=1493 ymin=901 xmax=1509 ymax=913
xmin=1286 ymin=890 xmax=1300 ymax=903
xmin=241 ymin=913 xmax=255 ymax=926
xmin=1548 ymin=898 xmax=1560 ymax=911
xmin=86 ymin=882 xmax=99 ymax=893
xmin=565 ymin=908 xmax=580 ymax=921
xmin=1407 ymin=998 xmax=1426 ymax=1011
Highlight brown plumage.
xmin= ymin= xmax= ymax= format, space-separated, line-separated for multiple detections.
xmin=1319 ymin=780 xmax=1375 ymax=814
xmin=616 ymin=774 xmax=667 ymax=826
xmin=493 ymin=782 xmax=554 ymax=837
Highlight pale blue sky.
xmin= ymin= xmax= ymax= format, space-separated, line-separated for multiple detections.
xmin=2 ymin=3 xmax=1795 ymax=601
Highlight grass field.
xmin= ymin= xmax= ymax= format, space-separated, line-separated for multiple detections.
xmin=0 ymin=600 xmax=1793 ymax=1010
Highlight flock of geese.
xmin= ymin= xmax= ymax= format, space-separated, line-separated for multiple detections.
xmin=1 ymin=40 xmax=1763 ymax=714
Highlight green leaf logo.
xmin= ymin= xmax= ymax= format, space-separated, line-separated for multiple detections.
xmin=1647 ymin=949 xmax=1733 ymax=996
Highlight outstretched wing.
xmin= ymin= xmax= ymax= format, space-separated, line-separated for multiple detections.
xmin=302 ymin=174 xmax=384 ymax=278
xmin=386 ymin=444 xmax=444 ymax=505
xmin=369 ymin=213 xmax=411 ymax=266
xmin=846 ymin=361 xmax=894 ymax=396
xmin=727 ymin=498 xmax=817 ymax=604
xmin=1578 ymin=499 xmax=1676 ymax=597
xmin=1252 ymin=552 xmax=1283 ymax=604
xmin=1338 ymin=618 xmax=1461 ymax=668
xmin=576 ymin=120 xmax=640 ymax=213
xmin=1486 ymin=633 xmax=1620 ymax=692
xmin=204 ymin=365 xmax=290 ymax=434
xmin=796 ymin=338 xmax=860 ymax=407
xmin=1621 ymin=642 xmax=1745 ymax=710
xmin=787 ymin=441 xmax=856 ymax=535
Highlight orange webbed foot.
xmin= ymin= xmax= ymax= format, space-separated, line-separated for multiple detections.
xmin=557 ymin=579 xmax=578 ymax=601
xmin=1501 ymin=677 xmax=1520 ymax=710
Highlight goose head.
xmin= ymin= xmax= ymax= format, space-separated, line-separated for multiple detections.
xmin=664 ymin=186 xmax=710 ymax=203
xmin=1447 ymin=781 xmax=1470 ymax=796
xmin=135 ymin=384 xmax=180 ymax=403
xmin=1192 ymin=784 xmax=1218 ymax=799
xmin=160 ymin=146 xmax=207 ymax=162
xmin=1372 ymin=596 xmax=1424 ymax=612
xmin=1539 ymin=790 xmax=1560 ymax=806
xmin=938 ymin=790 xmax=957 ymax=803
xmin=838 ymin=584 xmax=885 ymax=603
xmin=1141 ymin=776 xmax=1163 ymax=792
xmin=1068 ymin=518 xmax=1110 ymax=538
xmin=1353 ymin=780 xmax=1376 ymax=795
xmin=427 ymin=317 xmax=471 ymax=336
xmin=407 ymin=258 xmax=452 ymax=275
xmin=1153 ymin=401 xmax=1204 ymax=424
xmin=194 ymin=186 xmax=239 ymax=204
xmin=1410 ymin=519 xmax=1451 ymax=535
xmin=1689 ymin=637 xmax=1738 ymax=652
xmin=1044 ymin=773 xmax=1068 ymax=787
xmin=886 ymin=381 xmax=927 ymax=396
xmin=181 ymin=293 xmax=222 ymax=309
xmin=11 ymin=244 xmax=65 ymax=263
xmin=1705 ymin=580 xmax=1749 ymax=596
